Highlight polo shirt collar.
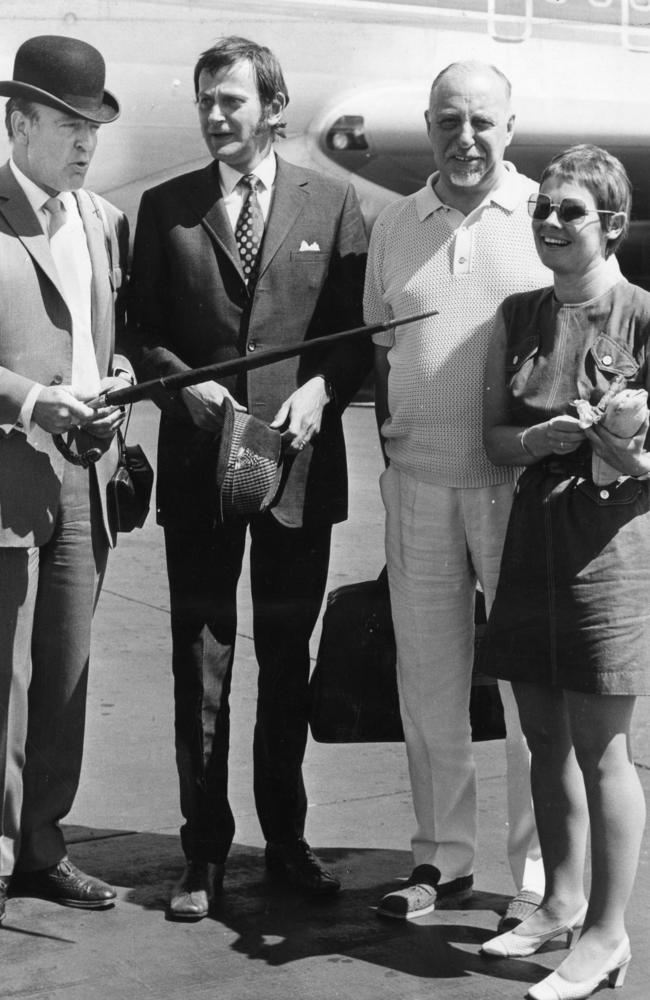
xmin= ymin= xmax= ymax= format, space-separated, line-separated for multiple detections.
xmin=415 ymin=161 xmax=521 ymax=221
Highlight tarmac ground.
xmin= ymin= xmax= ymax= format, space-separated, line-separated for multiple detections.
xmin=2 ymin=402 xmax=649 ymax=1000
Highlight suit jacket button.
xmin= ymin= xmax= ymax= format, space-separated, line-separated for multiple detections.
xmin=247 ymin=342 xmax=257 ymax=352
xmin=51 ymin=374 xmax=64 ymax=385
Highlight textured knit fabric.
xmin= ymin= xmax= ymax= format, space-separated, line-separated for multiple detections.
xmin=485 ymin=279 xmax=650 ymax=695
xmin=364 ymin=163 xmax=550 ymax=488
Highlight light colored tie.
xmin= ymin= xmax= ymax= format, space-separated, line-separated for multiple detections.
xmin=43 ymin=195 xmax=67 ymax=239
xmin=234 ymin=174 xmax=264 ymax=283
xmin=43 ymin=194 xmax=100 ymax=397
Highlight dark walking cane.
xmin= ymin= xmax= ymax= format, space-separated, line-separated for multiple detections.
xmin=53 ymin=310 xmax=438 ymax=464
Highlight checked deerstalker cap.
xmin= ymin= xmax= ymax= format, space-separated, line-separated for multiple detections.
xmin=216 ymin=398 xmax=285 ymax=519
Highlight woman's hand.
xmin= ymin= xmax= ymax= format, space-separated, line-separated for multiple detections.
xmin=524 ymin=415 xmax=586 ymax=458
xmin=584 ymin=412 xmax=650 ymax=479
xmin=544 ymin=415 xmax=586 ymax=454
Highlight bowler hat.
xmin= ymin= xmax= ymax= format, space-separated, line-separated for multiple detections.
xmin=0 ymin=35 xmax=119 ymax=123
xmin=216 ymin=399 xmax=285 ymax=518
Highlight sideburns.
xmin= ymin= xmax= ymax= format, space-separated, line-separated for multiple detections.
xmin=254 ymin=107 xmax=274 ymax=137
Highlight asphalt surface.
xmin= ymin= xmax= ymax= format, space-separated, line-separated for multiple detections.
xmin=2 ymin=402 xmax=649 ymax=1000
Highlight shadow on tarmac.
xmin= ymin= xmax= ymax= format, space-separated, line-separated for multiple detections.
xmin=3 ymin=405 xmax=649 ymax=1000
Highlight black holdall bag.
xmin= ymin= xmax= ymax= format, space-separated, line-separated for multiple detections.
xmin=308 ymin=568 xmax=505 ymax=744
xmin=106 ymin=425 xmax=154 ymax=533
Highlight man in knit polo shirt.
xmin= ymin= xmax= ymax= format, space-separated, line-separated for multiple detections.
xmin=364 ymin=61 xmax=549 ymax=926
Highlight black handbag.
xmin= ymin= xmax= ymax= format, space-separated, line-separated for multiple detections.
xmin=106 ymin=426 xmax=154 ymax=533
xmin=309 ymin=568 xmax=505 ymax=743
xmin=85 ymin=188 xmax=153 ymax=533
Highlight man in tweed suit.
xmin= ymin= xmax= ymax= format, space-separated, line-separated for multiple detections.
xmin=0 ymin=35 xmax=130 ymax=924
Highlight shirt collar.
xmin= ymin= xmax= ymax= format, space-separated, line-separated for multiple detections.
xmin=9 ymin=158 xmax=57 ymax=218
xmin=415 ymin=161 xmax=522 ymax=222
xmin=218 ymin=150 xmax=277 ymax=196
xmin=9 ymin=158 xmax=78 ymax=218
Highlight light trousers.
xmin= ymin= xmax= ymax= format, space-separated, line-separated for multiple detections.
xmin=0 ymin=462 xmax=107 ymax=875
xmin=381 ymin=464 xmax=543 ymax=890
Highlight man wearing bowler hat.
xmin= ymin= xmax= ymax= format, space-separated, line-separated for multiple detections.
xmin=128 ymin=35 xmax=369 ymax=918
xmin=0 ymin=35 xmax=131 ymax=923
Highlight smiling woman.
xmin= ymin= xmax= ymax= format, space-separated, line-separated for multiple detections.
xmin=481 ymin=144 xmax=650 ymax=1000
xmin=527 ymin=148 xmax=630 ymax=298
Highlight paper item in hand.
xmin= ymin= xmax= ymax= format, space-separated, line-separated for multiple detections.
xmin=574 ymin=386 xmax=648 ymax=485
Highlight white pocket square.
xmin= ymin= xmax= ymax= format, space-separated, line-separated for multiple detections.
xmin=299 ymin=240 xmax=320 ymax=251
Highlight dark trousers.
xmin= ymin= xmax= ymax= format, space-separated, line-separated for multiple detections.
xmin=0 ymin=462 xmax=107 ymax=876
xmin=164 ymin=512 xmax=332 ymax=864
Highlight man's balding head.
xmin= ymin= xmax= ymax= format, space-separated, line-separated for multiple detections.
xmin=425 ymin=61 xmax=515 ymax=212
xmin=429 ymin=61 xmax=512 ymax=108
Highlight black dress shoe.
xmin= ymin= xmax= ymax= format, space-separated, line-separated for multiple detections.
xmin=0 ymin=876 xmax=10 ymax=924
xmin=168 ymin=861 xmax=225 ymax=921
xmin=13 ymin=858 xmax=116 ymax=909
xmin=265 ymin=838 xmax=340 ymax=895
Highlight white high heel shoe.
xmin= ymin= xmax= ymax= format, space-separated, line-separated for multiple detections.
xmin=480 ymin=902 xmax=588 ymax=958
xmin=527 ymin=935 xmax=631 ymax=1000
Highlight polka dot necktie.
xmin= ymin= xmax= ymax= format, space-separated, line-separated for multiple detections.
xmin=234 ymin=174 xmax=264 ymax=284
xmin=43 ymin=195 xmax=67 ymax=239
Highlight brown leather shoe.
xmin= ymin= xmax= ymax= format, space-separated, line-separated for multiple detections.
xmin=168 ymin=861 xmax=224 ymax=921
xmin=265 ymin=838 xmax=340 ymax=895
xmin=0 ymin=876 xmax=10 ymax=924
xmin=13 ymin=858 xmax=116 ymax=909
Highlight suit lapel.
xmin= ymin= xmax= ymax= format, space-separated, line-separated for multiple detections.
xmin=188 ymin=164 xmax=246 ymax=283
xmin=184 ymin=159 xmax=308 ymax=287
xmin=204 ymin=197 xmax=246 ymax=281
xmin=0 ymin=162 xmax=66 ymax=300
xmin=75 ymin=189 xmax=110 ymax=348
xmin=257 ymin=158 xmax=306 ymax=280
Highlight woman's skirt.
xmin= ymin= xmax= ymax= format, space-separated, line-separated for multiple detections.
xmin=484 ymin=459 xmax=650 ymax=695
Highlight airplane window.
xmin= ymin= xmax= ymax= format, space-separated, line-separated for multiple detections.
xmin=487 ymin=0 xmax=533 ymax=43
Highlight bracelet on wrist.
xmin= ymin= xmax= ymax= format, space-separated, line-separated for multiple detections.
xmin=520 ymin=427 xmax=535 ymax=458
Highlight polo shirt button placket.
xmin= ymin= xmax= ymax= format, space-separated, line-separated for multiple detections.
xmin=454 ymin=226 xmax=471 ymax=274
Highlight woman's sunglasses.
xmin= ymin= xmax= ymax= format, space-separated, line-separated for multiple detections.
xmin=527 ymin=194 xmax=617 ymax=225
